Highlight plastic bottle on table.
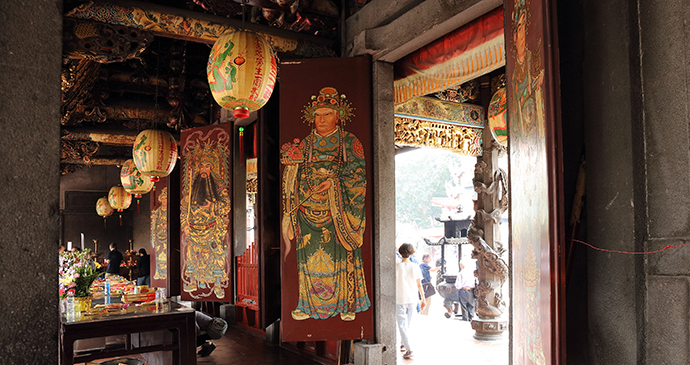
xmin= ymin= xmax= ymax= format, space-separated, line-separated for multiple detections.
xmin=66 ymin=293 xmax=75 ymax=320
xmin=104 ymin=278 xmax=111 ymax=305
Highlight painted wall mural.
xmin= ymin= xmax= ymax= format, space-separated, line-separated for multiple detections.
xmin=180 ymin=125 xmax=232 ymax=301
xmin=280 ymin=57 xmax=373 ymax=342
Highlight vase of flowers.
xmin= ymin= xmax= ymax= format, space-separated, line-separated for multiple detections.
xmin=59 ymin=249 xmax=103 ymax=312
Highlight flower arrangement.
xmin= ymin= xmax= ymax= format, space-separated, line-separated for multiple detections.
xmin=59 ymin=249 xmax=103 ymax=299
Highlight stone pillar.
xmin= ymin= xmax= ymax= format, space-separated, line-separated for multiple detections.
xmin=468 ymin=135 xmax=509 ymax=340
xmin=368 ymin=60 xmax=396 ymax=365
xmin=0 ymin=0 xmax=63 ymax=362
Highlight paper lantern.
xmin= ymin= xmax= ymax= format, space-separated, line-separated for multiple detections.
xmin=96 ymin=197 xmax=114 ymax=228
xmin=120 ymin=159 xmax=154 ymax=198
xmin=108 ymin=186 xmax=132 ymax=212
xmin=132 ymin=130 xmax=178 ymax=182
xmin=121 ymin=159 xmax=154 ymax=215
xmin=207 ymin=30 xmax=277 ymax=118
xmin=487 ymin=87 xmax=507 ymax=146
xmin=96 ymin=197 xmax=114 ymax=217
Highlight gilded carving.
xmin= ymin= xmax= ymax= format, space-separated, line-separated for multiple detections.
xmin=61 ymin=59 xmax=101 ymax=126
xmin=246 ymin=178 xmax=258 ymax=193
xmin=394 ymin=97 xmax=485 ymax=128
xmin=394 ymin=116 xmax=482 ymax=156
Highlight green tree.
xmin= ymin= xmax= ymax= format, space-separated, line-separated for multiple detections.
xmin=395 ymin=148 xmax=474 ymax=230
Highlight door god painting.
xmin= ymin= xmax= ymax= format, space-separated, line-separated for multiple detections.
xmin=281 ymin=87 xmax=371 ymax=322
xmin=181 ymin=126 xmax=232 ymax=300
xmin=151 ymin=187 xmax=168 ymax=280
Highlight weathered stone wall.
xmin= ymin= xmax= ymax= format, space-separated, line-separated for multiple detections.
xmin=0 ymin=0 xmax=63 ymax=363
xmin=583 ymin=0 xmax=690 ymax=364
xmin=638 ymin=0 xmax=690 ymax=364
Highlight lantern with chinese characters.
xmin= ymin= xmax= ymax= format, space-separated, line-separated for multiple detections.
xmin=120 ymin=159 xmax=154 ymax=215
xmin=108 ymin=186 xmax=131 ymax=226
xmin=132 ymin=130 xmax=178 ymax=182
xmin=487 ymin=86 xmax=507 ymax=147
xmin=207 ymin=30 xmax=277 ymax=118
xmin=96 ymin=197 xmax=114 ymax=228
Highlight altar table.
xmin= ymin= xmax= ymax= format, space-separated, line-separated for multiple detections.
xmin=59 ymin=300 xmax=196 ymax=365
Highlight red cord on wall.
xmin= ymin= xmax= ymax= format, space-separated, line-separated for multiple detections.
xmin=571 ymin=238 xmax=689 ymax=255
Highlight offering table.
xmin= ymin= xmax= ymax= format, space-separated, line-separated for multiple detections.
xmin=59 ymin=300 xmax=196 ymax=365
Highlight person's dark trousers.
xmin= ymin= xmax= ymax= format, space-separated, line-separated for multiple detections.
xmin=458 ymin=289 xmax=476 ymax=321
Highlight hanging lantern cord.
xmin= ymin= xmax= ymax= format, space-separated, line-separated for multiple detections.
xmin=241 ymin=0 xmax=247 ymax=30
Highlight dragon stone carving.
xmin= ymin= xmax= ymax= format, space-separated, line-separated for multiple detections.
xmin=467 ymin=224 xmax=508 ymax=318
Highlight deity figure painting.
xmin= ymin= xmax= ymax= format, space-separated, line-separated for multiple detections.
xmin=151 ymin=187 xmax=168 ymax=280
xmin=281 ymin=87 xmax=371 ymax=321
xmin=509 ymin=0 xmax=548 ymax=364
xmin=181 ymin=128 xmax=231 ymax=299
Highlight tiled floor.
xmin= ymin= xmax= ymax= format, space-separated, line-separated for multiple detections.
xmin=82 ymin=297 xmax=507 ymax=365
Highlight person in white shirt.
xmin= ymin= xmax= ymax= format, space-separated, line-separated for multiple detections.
xmin=396 ymin=243 xmax=426 ymax=359
xmin=454 ymin=259 xmax=477 ymax=321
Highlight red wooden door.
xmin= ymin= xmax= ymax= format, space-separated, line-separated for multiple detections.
xmin=279 ymin=56 xmax=374 ymax=342
xmin=179 ymin=124 xmax=234 ymax=301
xmin=505 ymin=0 xmax=565 ymax=363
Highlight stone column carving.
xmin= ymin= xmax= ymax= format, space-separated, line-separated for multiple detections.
xmin=469 ymin=139 xmax=509 ymax=340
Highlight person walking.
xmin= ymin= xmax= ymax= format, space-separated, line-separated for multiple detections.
xmin=419 ymin=253 xmax=439 ymax=315
xmin=396 ymin=243 xmax=426 ymax=359
xmin=455 ymin=259 xmax=477 ymax=321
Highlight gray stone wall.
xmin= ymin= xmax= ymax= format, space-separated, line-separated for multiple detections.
xmin=638 ymin=0 xmax=690 ymax=364
xmin=582 ymin=0 xmax=645 ymax=363
xmin=583 ymin=0 xmax=690 ymax=364
xmin=0 ymin=0 xmax=63 ymax=363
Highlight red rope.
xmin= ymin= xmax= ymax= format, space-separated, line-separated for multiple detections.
xmin=570 ymin=238 xmax=690 ymax=255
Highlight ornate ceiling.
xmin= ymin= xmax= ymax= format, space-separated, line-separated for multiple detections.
xmin=60 ymin=0 xmax=373 ymax=174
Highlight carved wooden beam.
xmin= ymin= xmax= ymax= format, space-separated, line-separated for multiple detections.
xmin=63 ymin=18 xmax=154 ymax=63
xmin=64 ymin=102 xmax=172 ymax=126
xmin=394 ymin=116 xmax=483 ymax=156
xmin=62 ymin=129 xmax=138 ymax=146
xmin=61 ymin=157 xmax=131 ymax=166
xmin=65 ymin=0 xmax=336 ymax=58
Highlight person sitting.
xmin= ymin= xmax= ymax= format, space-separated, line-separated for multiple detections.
xmin=195 ymin=311 xmax=228 ymax=357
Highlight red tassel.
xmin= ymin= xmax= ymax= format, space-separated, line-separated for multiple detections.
xmin=119 ymin=214 xmax=123 ymax=226
xmin=104 ymin=217 xmax=107 ymax=229
xmin=137 ymin=199 xmax=140 ymax=216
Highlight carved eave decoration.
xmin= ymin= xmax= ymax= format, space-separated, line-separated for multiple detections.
xmin=394 ymin=97 xmax=485 ymax=156
xmin=63 ymin=18 xmax=153 ymax=64
xmin=61 ymin=59 xmax=102 ymax=126
xmin=193 ymin=0 xmax=340 ymax=39
xmin=65 ymin=1 xmax=336 ymax=58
